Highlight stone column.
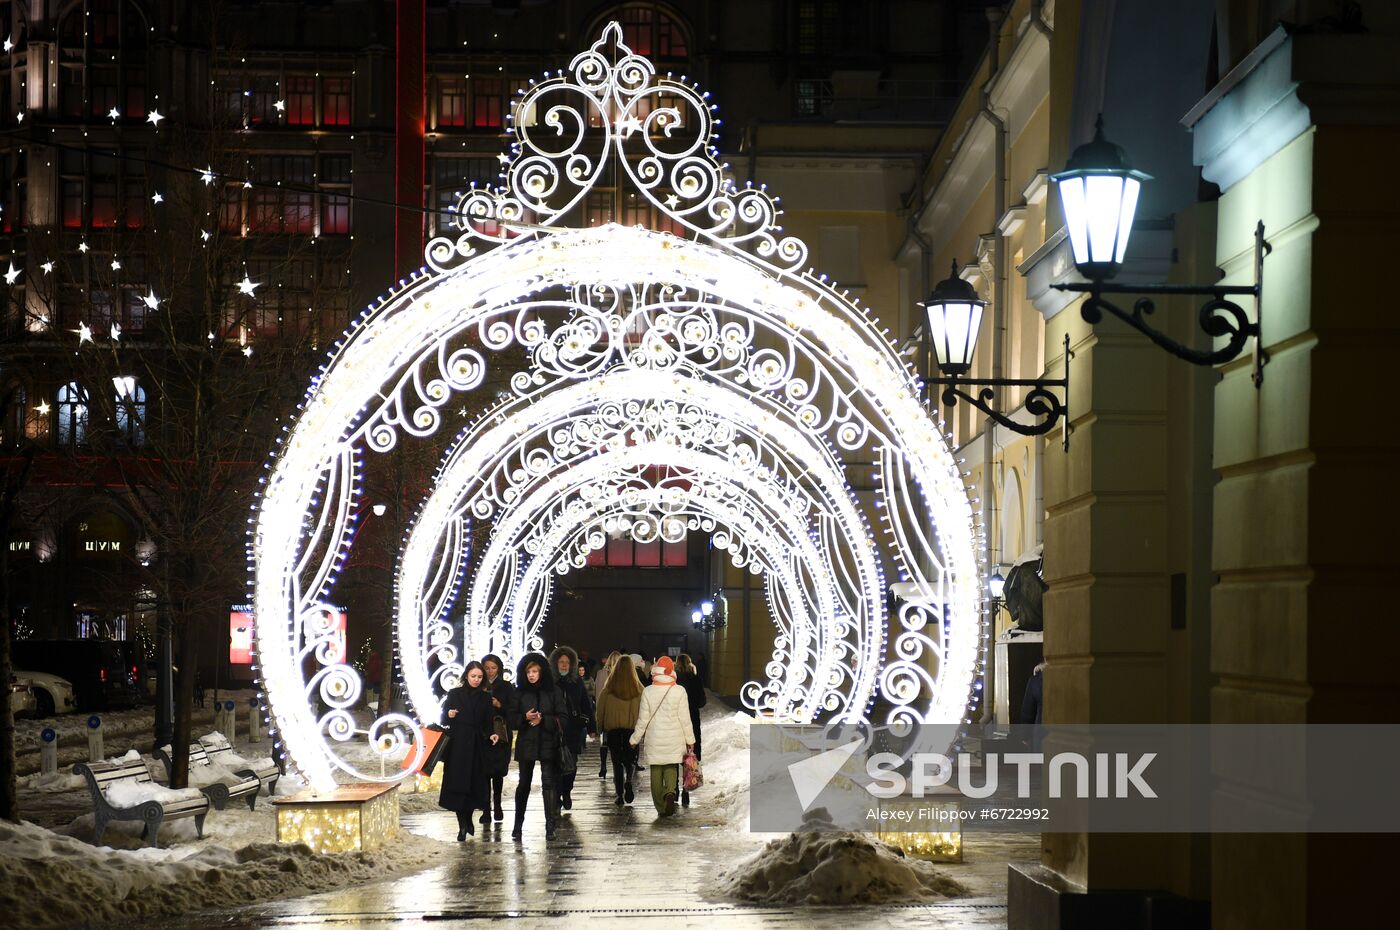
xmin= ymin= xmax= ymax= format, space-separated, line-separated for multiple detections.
xmin=1188 ymin=27 xmax=1400 ymax=930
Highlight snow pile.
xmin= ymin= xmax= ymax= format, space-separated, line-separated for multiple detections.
xmin=718 ymin=830 xmax=968 ymax=905
xmin=691 ymin=703 xmax=759 ymax=829
xmin=15 ymin=770 xmax=84 ymax=793
xmin=0 ymin=817 xmax=451 ymax=928
xmin=196 ymin=731 xmax=277 ymax=774
xmin=104 ymin=778 xmax=205 ymax=809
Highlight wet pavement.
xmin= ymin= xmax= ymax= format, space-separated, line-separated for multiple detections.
xmin=126 ymin=765 xmax=1039 ymax=929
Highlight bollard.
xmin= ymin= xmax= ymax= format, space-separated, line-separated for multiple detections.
xmin=248 ymin=697 xmax=263 ymax=742
xmin=222 ymin=699 xmax=237 ymax=743
xmin=40 ymin=728 xmax=58 ymax=776
xmin=86 ymin=715 xmax=104 ymax=762
xmin=213 ymin=703 xmax=226 ymax=735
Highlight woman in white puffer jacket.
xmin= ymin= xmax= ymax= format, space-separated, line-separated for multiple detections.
xmin=629 ymin=656 xmax=694 ymax=817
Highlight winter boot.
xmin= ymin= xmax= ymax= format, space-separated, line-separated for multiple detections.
xmin=510 ymin=810 xmax=524 ymax=841
xmin=624 ymin=779 xmax=635 ymax=804
xmin=681 ymin=789 xmax=690 ymax=808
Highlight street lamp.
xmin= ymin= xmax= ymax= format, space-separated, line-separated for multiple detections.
xmin=988 ymin=570 xmax=1006 ymax=600
xmin=691 ymin=609 xmax=703 ymax=626
xmin=920 ymin=262 xmax=1072 ymax=449
xmin=371 ymin=503 xmax=387 ymax=517
xmin=701 ymin=600 xmax=714 ymax=617
xmin=1050 ymin=114 xmax=1271 ymax=387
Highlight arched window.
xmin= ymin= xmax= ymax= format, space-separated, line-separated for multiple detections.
xmin=113 ymin=376 xmax=145 ymax=446
xmin=606 ymin=4 xmax=690 ymax=62
xmin=57 ymin=381 xmax=89 ymax=448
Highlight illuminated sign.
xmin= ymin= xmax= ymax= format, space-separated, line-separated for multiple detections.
xmin=230 ymin=609 xmax=254 ymax=665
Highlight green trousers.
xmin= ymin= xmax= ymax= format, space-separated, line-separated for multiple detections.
xmin=649 ymin=763 xmax=679 ymax=815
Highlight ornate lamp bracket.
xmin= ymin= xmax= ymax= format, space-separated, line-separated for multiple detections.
xmin=1052 ymin=221 xmax=1271 ymax=387
xmin=924 ymin=333 xmax=1074 ymax=451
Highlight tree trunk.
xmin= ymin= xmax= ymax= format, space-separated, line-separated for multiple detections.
xmin=170 ymin=616 xmax=199 ymax=789
xmin=0 ymin=448 xmax=35 ymax=822
xmin=379 ymin=622 xmax=395 ymax=713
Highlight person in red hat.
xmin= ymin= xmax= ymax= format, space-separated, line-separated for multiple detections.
xmin=629 ymin=655 xmax=695 ymax=816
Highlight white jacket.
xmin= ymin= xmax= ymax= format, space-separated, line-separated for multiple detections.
xmin=630 ymin=677 xmax=694 ymax=765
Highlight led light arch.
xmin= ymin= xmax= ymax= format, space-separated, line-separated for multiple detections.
xmin=251 ymin=24 xmax=982 ymax=791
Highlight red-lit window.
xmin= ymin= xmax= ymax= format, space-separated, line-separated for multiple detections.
xmin=91 ymin=69 xmax=119 ymax=118
xmin=635 ymin=540 xmax=661 ymax=567
xmin=620 ymin=6 xmax=689 ymax=61
xmin=220 ymin=183 xmax=242 ymax=233
xmin=587 ymin=533 xmax=687 ymax=567
xmin=322 ymin=77 xmax=351 ymax=126
xmin=286 ymin=76 xmax=315 ymax=125
xmin=89 ymin=0 xmax=120 ymax=47
xmin=125 ymin=70 xmax=147 ymax=119
xmin=62 ymin=180 xmax=84 ymax=228
xmin=662 ymin=539 xmax=688 ymax=566
xmin=320 ymin=194 xmax=349 ymax=235
xmin=472 ymin=78 xmax=503 ymax=129
xmin=91 ymin=180 xmax=118 ymax=228
xmin=437 ymin=78 xmax=466 ymax=128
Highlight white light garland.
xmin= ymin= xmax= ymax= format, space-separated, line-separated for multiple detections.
xmin=251 ymin=24 xmax=981 ymax=791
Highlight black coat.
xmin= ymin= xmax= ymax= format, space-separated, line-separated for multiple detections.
xmin=481 ymin=674 xmax=516 ymax=777
xmin=548 ymin=646 xmax=592 ymax=753
xmin=676 ymin=670 xmax=706 ymax=729
xmin=439 ymin=686 xmax=494 ymax=812
xmin=509 ymin=653 xmax=565 ymax=763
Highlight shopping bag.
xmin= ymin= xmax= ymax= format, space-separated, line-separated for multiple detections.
xmin=402 ymin=724 xmax=450 ymax=776
xmin=682 ymin=748 xmax=703 ymax=791
xmin=557 ymin=729 xmax=578 ymax=775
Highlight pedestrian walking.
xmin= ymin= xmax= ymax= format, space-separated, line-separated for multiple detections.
xmin=595 ymin=651 xmax=619 ymax=778
xmin=594 ymin=653 xmax=643 ymax=805
xmin=549 ymin=645 xmax=592 ymax=812
xmin=440 ymin=661 xmax=500 ymax=840
xmin=629 ymin=655 xmax=694 ymax=818
xmin=674 ymin=653 xmax=706 ymax=808
xmin=480 ymin=653 xmax=515 ymax=824
xmin=508 ymin=652 xmax=565 ymax=841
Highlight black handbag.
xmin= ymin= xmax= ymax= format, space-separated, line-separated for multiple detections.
xmin=421 ymin=724 xmax=450 ymax=776
xmin=556 ymin=723 xmax=578 ymax=774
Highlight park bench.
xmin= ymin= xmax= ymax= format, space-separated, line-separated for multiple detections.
xmin=154 ymin=743 xmax=261 ymax=811
xmin=73 ymin=756 xmax=209 ymax=847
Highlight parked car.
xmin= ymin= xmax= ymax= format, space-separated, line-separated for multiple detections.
xmin=8 ymin=676 xmax=37 ymax=718
xmin=11 ymin=669 xmax=77 ymax=717
xmin=12 ymin=640 xmax=145 ymax=711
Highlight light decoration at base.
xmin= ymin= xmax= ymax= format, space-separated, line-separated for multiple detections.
xmin=272 ymin=783 xmax=400 ymax=855
xmin=250 ymin=23 xmax=985 ymax=792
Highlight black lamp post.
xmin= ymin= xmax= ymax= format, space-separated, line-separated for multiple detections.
xmin=1050 ymin=115 xmax=1271 ymax=386
xmin=920 ymin=263 xmax=1072 ymax=450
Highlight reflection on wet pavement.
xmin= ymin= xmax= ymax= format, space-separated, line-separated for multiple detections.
xmin=115 ymin=766 xmax=1037 ymax=929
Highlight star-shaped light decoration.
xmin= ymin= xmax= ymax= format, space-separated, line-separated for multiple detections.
xmin=207 ymin=332 xmax=216 ymax=341
xmin=274 ymin=99 xmax=286 ymax=113
xmin=3 ymin=262 xmax=19 ymax=286
xmin=3 ymin=37 xmax=12 ymax=54
xmin=664 ymin=193 xmax=680 ymax=208
xmin=110 ymin=322 xmax=122 ymax=341
xmin=496 ymin=152 xmax=510 ymax=165
xmin=35 ymin=400 xmax=50 ymax=417
xmin=75 ymin=322 xmax=93 ymax=344
xmin=147 ymin=109 xmax=164 ymax=127
xmin=40 ymin=261 xmax=53 ymax=274
xmin=77 ymin=241 xmax=89 ymax=253
xmin=242 ymin=180 xmax=252 ymax=190
xmin=200 ymin=229 xmax=211 ymax=242
xmin=199 ymin=166 xmax=215 ymax=186
xmin=15 ymin=111 xmax=23 ymax=123
xmin=242 ymin=345 xmax=254 ymax=357
xmin=110 ymin=257 xmax=122 ymax=271
xmin=141 ymin=290 xmax=159 ymax=311
xmin=616 ymin=116 xmax=644 ymax=137
xmin=237 ymin=274 xmax=259 ymax=296
xmin=151 ymin=192 xmax=163 ymax=204
xmin=106 ymin=106 xmax=121 ymax=121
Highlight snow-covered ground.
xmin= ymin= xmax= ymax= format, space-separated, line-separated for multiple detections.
xmin=1 ymin=710 xmax=454 ymax=929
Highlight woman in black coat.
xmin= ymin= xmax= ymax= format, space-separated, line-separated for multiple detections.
xmin=675 ymin=653 xmax=707 ymax=808
xmin=439 ymin=661 xmax=500 ymax=840
xmin=507 ymin=652 xmax=566 ymax=842
xmin=479 ymin=653 xmax=516 ymax=825
xmin=548 ymin=645 xmax=592 ymax=812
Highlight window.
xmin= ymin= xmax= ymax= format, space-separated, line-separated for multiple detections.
xmin=60 ymin=67 xmax=84 ymax=119
xmin=436 ymin=78 xmax=466 ymax=128
xmin=3 ymin=381 xmax=25 ymax=447
xmin=318 ymin=155 xmax=351 ymax=235
xmin=585 ymin=190 xmax=614 ymax=227
xmin=429 ymin=156 xmax=497 ymax=236
xmin=113 ymin=377 xmax=145 ymax=446
xmin=322 ymin=76 xmax=351 ymax=126
xmin=91 ymin=68 xmax=120 ymax=119
xmin=124 ymin=68 xmax=147 ymax=120
xmin=472 ymin=78 xmax=503 ymax=129
xmin=246 ymin=75 xmax=281 ymax=126
xmin=57 ymin=382 xmax=88 ymax=448
xmin=618 ymin=5 xmax=689 ymax=61
xmin=249 ymin=156 xmax=314 ymax=234
xmin=586 ymin=532 xmax=688 ymax=567
xmin=286 ymin=76 xmax=316 ymax=126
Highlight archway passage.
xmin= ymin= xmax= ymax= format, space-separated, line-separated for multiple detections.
xmin=250 ymin=24 xmax=981 ymax=791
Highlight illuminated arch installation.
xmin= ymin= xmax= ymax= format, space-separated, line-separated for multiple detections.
xmin=251 ymin=24 xmax=983 ymax=791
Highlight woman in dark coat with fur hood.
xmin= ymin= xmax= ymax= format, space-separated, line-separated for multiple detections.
xmin=439 ymin=661 xmax=500 ymax=840
xmin=549 ymin=645 xmax=592 ymax=811
xmin=507 ymin=651 xmax=566 ymax=841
